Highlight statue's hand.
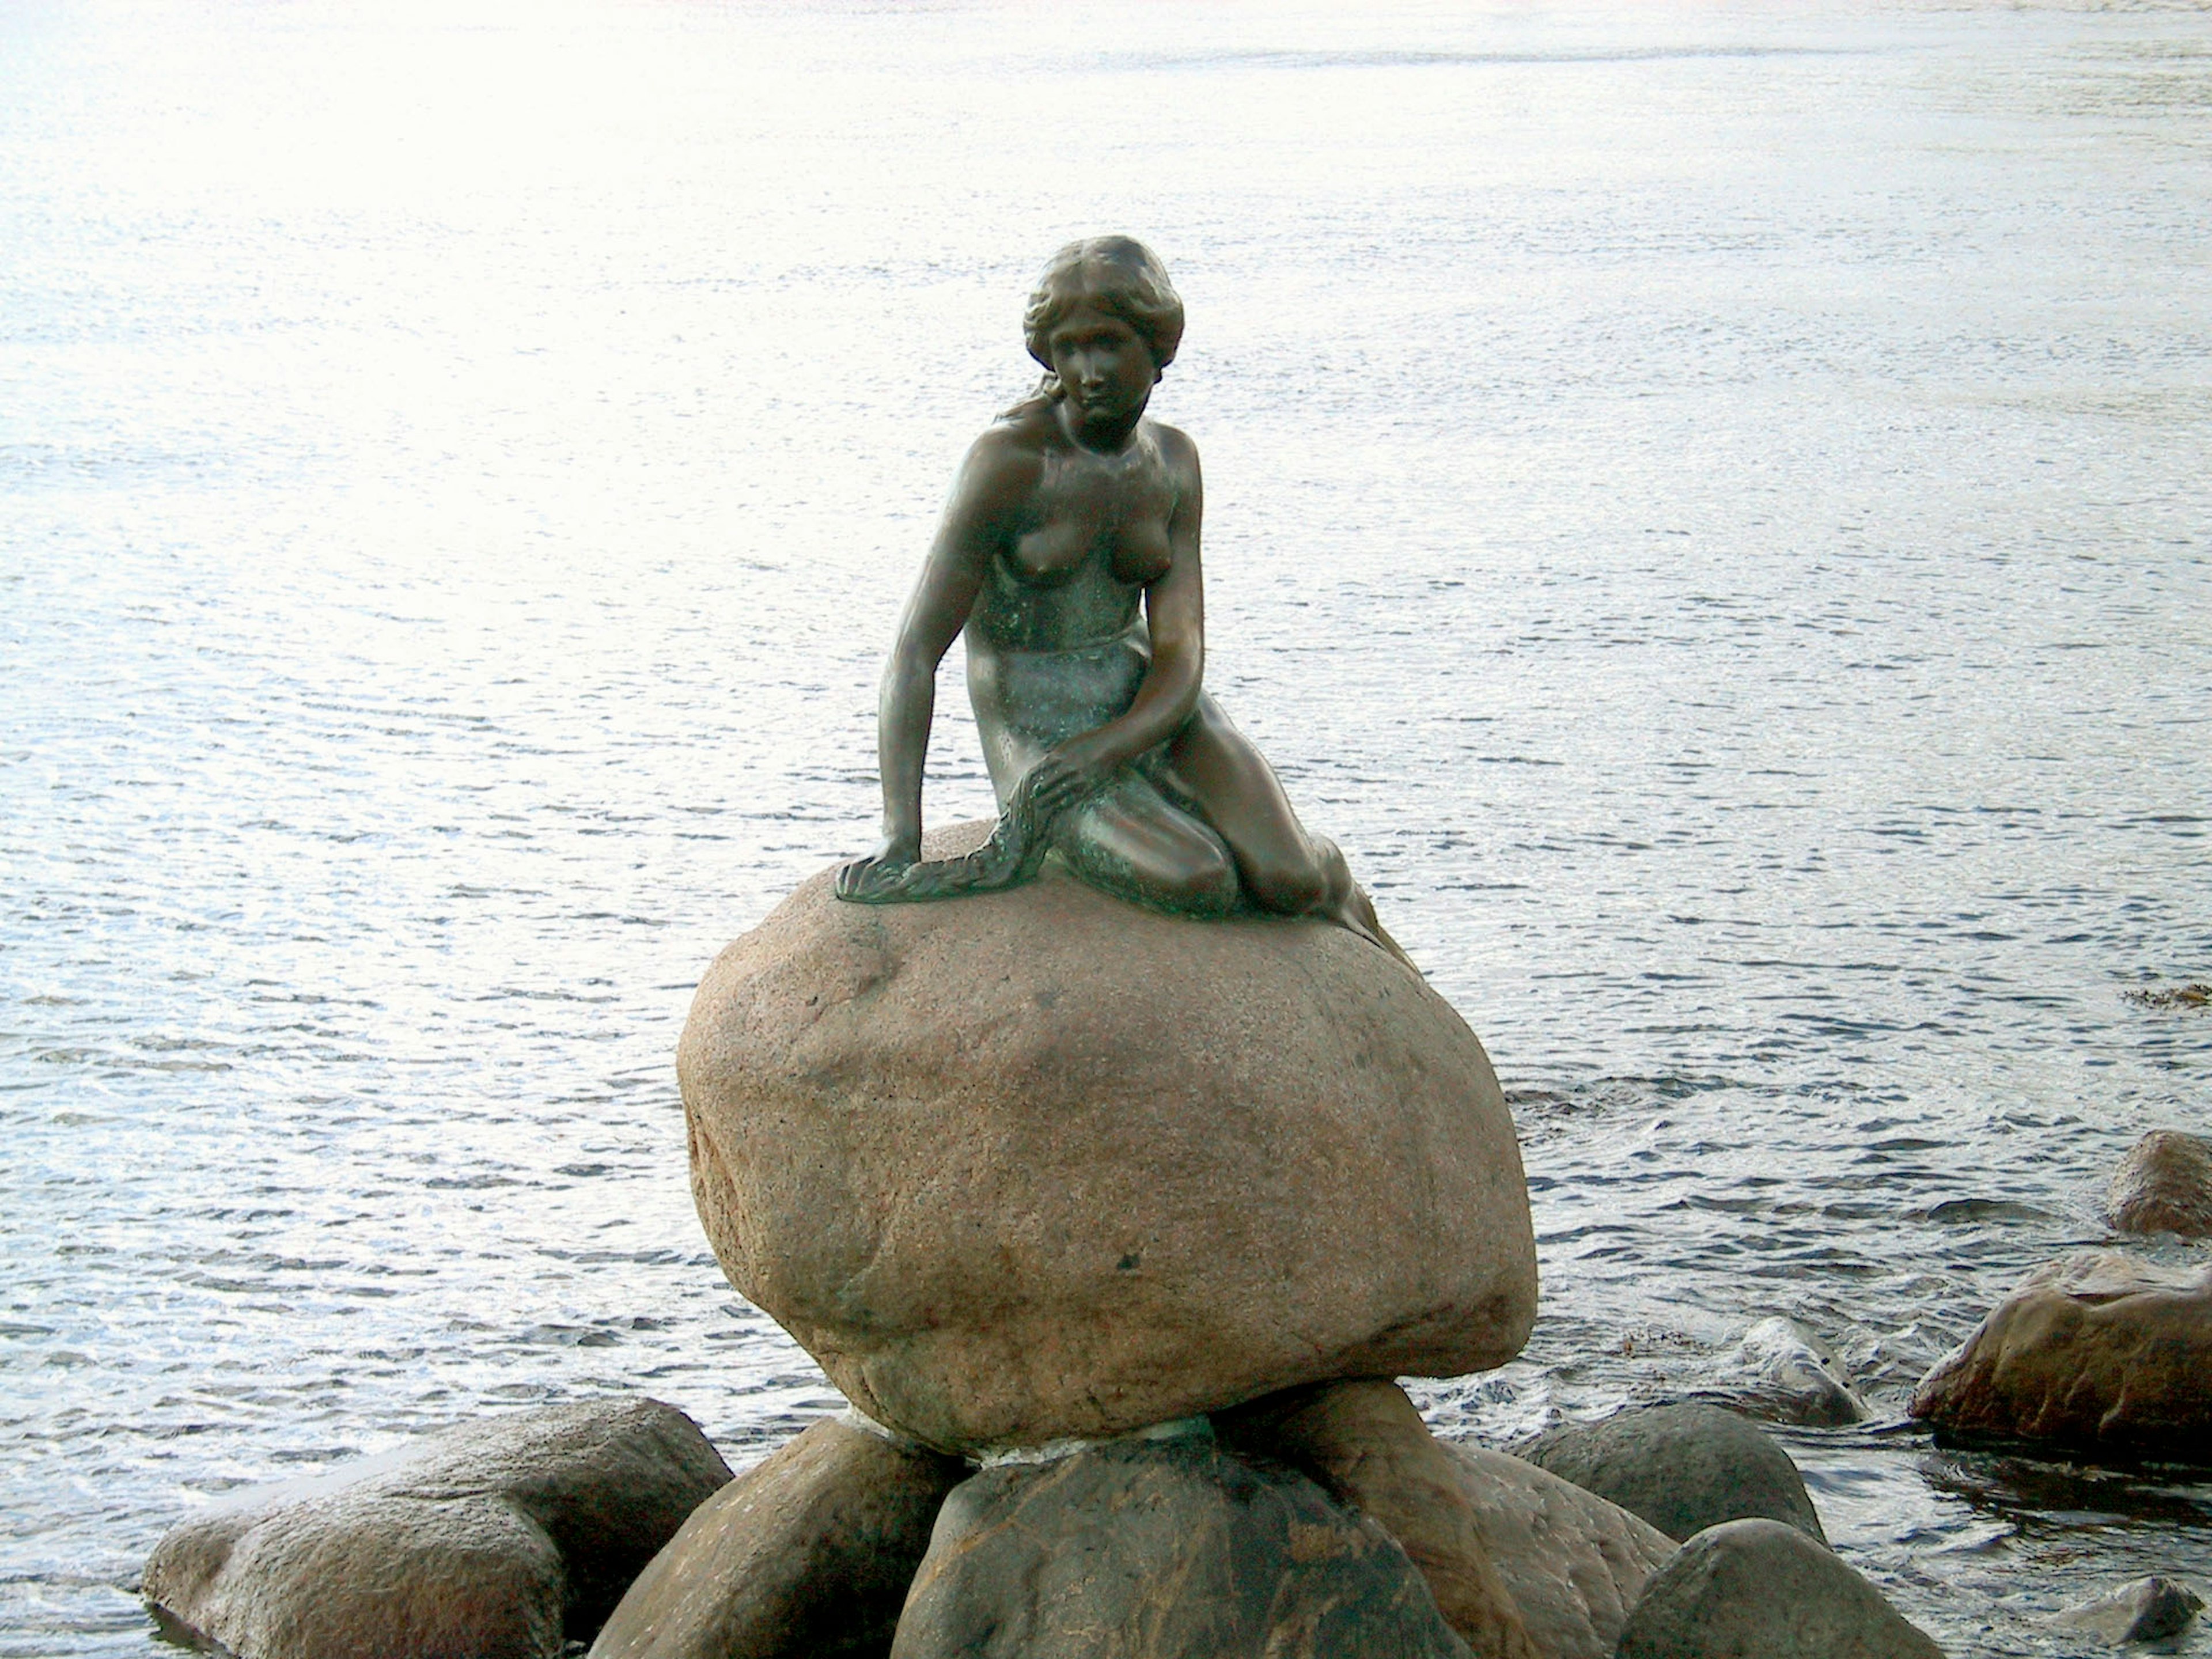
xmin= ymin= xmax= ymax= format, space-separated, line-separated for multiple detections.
xmin=1026 ymin=736 xmax=1116 ymax=816
xmin=835 ymin=834 xmax=921 ymax=902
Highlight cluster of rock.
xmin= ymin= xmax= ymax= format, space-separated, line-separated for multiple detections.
xmin=146 ymin=1390 xmax=1941 ymax=1659
xmin=1884 ymin=1126 xmax=2211 ymax=1648
xmin=1908 ymin=1130 xmax=2212 ymax=1459
xmin=645 ymin=849 xmax=1945 ymax=1655
xmin=140 ymin=853 xmax=2211 ymax=1656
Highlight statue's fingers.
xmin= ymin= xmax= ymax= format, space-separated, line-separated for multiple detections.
xmin=838 ymin=857 xmax=903 ymax=902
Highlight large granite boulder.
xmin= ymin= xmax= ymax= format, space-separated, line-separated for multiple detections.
xmin=889 ymin=1429 xmax=1472 ymax=1659
xmin=1613 ymin=1518 xmax=1942 ymax=1658
xmin=680 ymin=831 xmax=1537 ymax=1453
xmin=1910 ymin=1251 xmax=2212 ymax=1458
xmin=143 ymin=1399 xmax=733 ymax=1659
xmin=2105 ymin=1129 xmax=2212 ymax=1237
xmin=589 ymin=1416 xmax=963 ymax=1659
xmin=1515 ymin=1402 xmax=1827 ymax=1544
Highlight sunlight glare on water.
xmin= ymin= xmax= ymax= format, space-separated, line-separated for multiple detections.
xmin=2 ymin=2 xmax=2209 ymax=1652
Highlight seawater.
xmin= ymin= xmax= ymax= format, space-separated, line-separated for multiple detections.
xmin=3 ymin=2 xmax=2209 ymax=1652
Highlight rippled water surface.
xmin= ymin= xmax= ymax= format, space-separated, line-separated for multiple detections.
xmin=5 ymin=1 xmax=2211 ymax=1652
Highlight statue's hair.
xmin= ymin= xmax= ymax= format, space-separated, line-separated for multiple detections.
xmin=1022 ymin=236 xmax=1184 ymax=383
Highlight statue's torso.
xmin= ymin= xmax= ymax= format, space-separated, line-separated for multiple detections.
xmin=964 ymin=414 xmax=1184 ymax=797
xmin=968 ymin=427 xmax=1177 ymax=652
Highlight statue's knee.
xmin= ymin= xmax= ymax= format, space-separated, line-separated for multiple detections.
xmin=1167 ymin=838 xmax=1241 ymax=915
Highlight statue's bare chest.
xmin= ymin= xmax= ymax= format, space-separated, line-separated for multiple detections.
xmin=1009 ymin=442 xmax=1176 ymax=589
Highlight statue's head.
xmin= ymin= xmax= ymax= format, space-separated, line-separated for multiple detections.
xmin=1023 ymin=237 xmax=1184 ymax=382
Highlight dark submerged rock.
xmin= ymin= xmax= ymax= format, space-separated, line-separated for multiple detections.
xmin=2051 ymin=1575 xmax=2205 ymax=1646
xmin=1514 ymin=1402 xmax=1827 ymax=1544
xmin=2105 ymin=1129 xmax=2212 ymax=1238
xmin=680 ymin=828 xmax=1536 ymax=1453
xmin=1909 ymin=1251 xmax=2212 ymax=1459
xmin=1613 ymin=1518 xmax=1943 ymax=1659
xmin=888 ymin=1430 xmax=1474 ymax=1659
xmin=142 ymin=1398 xmax=733 ymax=1659
xmin=589 ymin=1416 xmax=963 ymax=1659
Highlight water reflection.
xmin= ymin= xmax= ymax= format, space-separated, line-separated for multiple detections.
xmin=1925 ymin=1444 xmax=2212 ymax=1543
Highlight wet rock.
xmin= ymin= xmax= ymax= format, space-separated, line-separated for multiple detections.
xmin=1217 ymin=1379 xmax=1540 ymax=1659
xmin=2105 ymin=1130 xmax=2212 ymax=1238
xmin=1614 ymin=1518 xmax=1943 ymax=1658
xmin=889 ymin=1429 xmax=1472 ymax=1659
xmin=1910 ymin=1251 xmax=2212 ymax=1458
xmin=1514 ymin=1401 xmax=1827 ymax=1544
xmin=589 ymin=1415 xmax=963 ymax=1659
xmin=680 ymin=828 xmax=1536 ymax=1453
xmin=143 ymin=1398 xmax=733 ymax=1659
xmin=1440 ymin=1442 xmax=1679 ymax=1659
xmin=1713 ymin=1317 xmax=1869 ymax=1427
xmin=2051 ymin=1575 xmax=2205 ymax=1646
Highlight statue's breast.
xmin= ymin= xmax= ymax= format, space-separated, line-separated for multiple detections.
xmin=1009 ymin=519 xmax=1094 ymax=586
xmin=1107 ymin=520 xmax=1172 ymax=587
xmin=1009 ymin=446 xmax=1176 ymax=589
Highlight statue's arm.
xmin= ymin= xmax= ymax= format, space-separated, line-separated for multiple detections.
xmin=1030 ymin=430 xmax=1205 ymax=812
xmin=866 ymin=432 xmax=1028 ymax=861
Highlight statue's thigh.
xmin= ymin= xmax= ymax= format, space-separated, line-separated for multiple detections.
xmin=1059 ymin=775 xmax=1238 ymax=917
xmin=1163 ymin=698 xmax=1324 ymax=906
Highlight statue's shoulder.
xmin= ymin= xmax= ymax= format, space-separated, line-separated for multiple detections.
xmin=1143 ymin=418 xmax=1201 ymax=490
xmin=956 ymin=407 xmax=1051 ymax=507
xmin=989 ymin=393 xmax=1060 ymax=444
xmin=1145 ymin=418 xmax=1198 ymax=463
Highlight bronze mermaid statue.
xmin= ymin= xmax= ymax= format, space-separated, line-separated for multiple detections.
xmin=836 ymin=236 xmax=1404 ymax=963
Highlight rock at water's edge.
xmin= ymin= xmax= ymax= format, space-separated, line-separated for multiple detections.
xmin=1711 ymin=1317 xmax=1868 ymax=1428
xmin=1910 ymin=1251 xmax=2212 ymax=1458
xmin=2106 ymin=1130 xmax=2212 ymax=1238
xmin=589 ymin=1416 xmax=963 ymax=1659
xmin=680 ymin=830 xmax=1536 ymax=1453
xmin=143 ymin=1399 xmax=733 ymax=1659
xmin=1217 ymin=1380 xmax=1539 ymax=1659
xmin=1615 ymin=1518 xmax=1943 ymax=1659
xmin=888 ymin=1431 xmax=1472 ymax=1659
xmin=2051 ymin=1575 xmax=2205 ymax=1646
xmin=1515 ymin=1402 xmax=1827 ymax=1544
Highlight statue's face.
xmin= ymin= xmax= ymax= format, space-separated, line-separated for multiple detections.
xmin=1047 ymin=302 xmax=1154 ymax=431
